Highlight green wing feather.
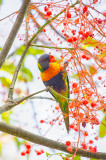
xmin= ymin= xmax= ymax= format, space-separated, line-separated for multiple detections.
xmin=49 ymin=70 xmax=70 ymax=132
xmin=61 ymin=70 xmax=69 ymax=132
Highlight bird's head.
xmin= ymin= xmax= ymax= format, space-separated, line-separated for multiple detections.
xmin=38 ymin=54 xmax=56 ymax=72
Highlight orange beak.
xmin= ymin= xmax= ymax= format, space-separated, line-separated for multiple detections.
xmin=50 ymin=55 xmax=56 ymax=63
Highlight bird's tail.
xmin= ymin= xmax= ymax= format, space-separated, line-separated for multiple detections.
xmin=60 ymin=102 xmax=69 ymax=133
xmin=64 ymin=114 xmax=69 ymax=133
xmin=49 ymin=87 xmax=69 ymax=133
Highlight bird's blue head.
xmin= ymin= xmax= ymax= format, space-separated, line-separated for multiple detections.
xmin=38 ymin=54 xmax=56 ymax=72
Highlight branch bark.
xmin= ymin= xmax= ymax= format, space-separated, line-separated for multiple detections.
xmin=0 ymin=86 xmax=72 ymax=114
xmin=0 ymin=122 xmax=105 ymax=159
xmin=28 ymin=0 xmax=79 ymax=43
xmin=0 ymin=88 xmax=48 ymax=114
xmin=8 ymin=45 xmax=30 ymax=100
xmin=0 ymin=0 xmax=31 ymax=68
xmin=31 ymin=44 xmax=74 ymax=50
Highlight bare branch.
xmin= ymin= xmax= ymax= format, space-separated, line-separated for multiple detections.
xmin=28 ymin=0 xmax=79 ymax=43
xmin=29 ymin=96 xmax=55 ymax=101
xmin=35 ymin=8 xmax=66 ymax=40
xmin=8 ymin=45 xmax=30 ymax=100
xmin=0 ymin=122 xmax=106 ymax=159
xmin=0 ymin=88 xmax=48 ymax=114
xmin=0 ymin=86 xmax=73 ymax=114
xmin=0 ymin=0 xmax=31 ymax=68
xmin=31 ymin=44 xmax=75 ymax=50
xmin=0 ymin=11 xmax=19 ymax=22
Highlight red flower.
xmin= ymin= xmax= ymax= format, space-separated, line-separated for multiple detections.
xmin=67 ymin=13 xmax=71 ymax=18
xmin=46 ymin=10 xmax=52 ymax=16
xmin=21 ymin=151 xmax=26 ymax=156
xmin=66 ymin=141 xmax=71 ymax=146
xmin=83 ymin=6 xmax=88 ymax=13
xmin=67 ymin=145 xmax=72 ymax=152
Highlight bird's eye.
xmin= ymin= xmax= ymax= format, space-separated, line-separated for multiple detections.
xmin=43 ymin=59 xmax=46 ymax=62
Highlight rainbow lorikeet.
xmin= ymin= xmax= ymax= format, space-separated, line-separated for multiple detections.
xmin=38 ymin=54 xmax=70 ymax=132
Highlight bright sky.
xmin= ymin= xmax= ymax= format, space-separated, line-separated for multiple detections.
xmin=0 ymin=1 xmax=106 ymax=160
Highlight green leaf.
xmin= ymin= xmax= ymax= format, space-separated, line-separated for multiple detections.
xmin=82 ymin=37 xmax=98 ymax=48
xmin=65 ymin=155 xmax=81 ymax=160
xmin=1 ymin=111 xmax=12 ymax=123
xmin=99 ymin=114 xmax=106 ymax=138
xmin=15 ymin=137 xmax=26 ymax=150
xmin=0 ymin=0 xmax=3 ymax=5
xmin=65 ymin=154 xmax=72 ymax=158
xmin=16 ymin=45 xmax=44 ymax=56
xmin=97 ymin=50 xmax=106 ymax=58
xmin=90 ymin=159 xmax=99 ymax=160
xmin=28 ymin=47 xmax=44 ymax=56
xmin=71 ymin=73 xmax=79 ymax=79
xmin=1 ymin=59 xmax=33 ymax=82
xmin=18 ymin=66 xmax=33 ymax=82
xmin=1 ymin=61 xmax=15 ymax=74
xmin=16 ymin=45 xmax=25 ymax=55
xmin=74 ymin=155 xmax=81 ymax=160
xmin=82 ymin=37 xmax=106 ymax=49
xmin=46 ymin=152 xmax=50 ymax=157
xmin=0 ymin=77 xmax=11 ymax=88
xmin=88 ymin=65 xmax=97 ymax=75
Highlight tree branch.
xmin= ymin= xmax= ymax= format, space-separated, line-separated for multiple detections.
xmin=0 ymin=122 xmax=105 ymax=159
xmin=0 ymin=86 xmax=73 ymax=114
xmin=35 ymin=8 xmax=66 ymax=40
xmin=29 ymin=96 xmax=55 ymax=101
xmin=28 ymin=0 xmax=79 ymax=43
xmin=0 ymin=0 xmax=31 ymax=68
xmin=8 ymin=45 xmax=30 ymax=100
xmin=31 ymin=44 xmax=74 ymax=50
xmin=0 ymin=88 xmax=48 ymax=114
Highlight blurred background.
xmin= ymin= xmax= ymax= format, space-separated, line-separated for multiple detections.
xmin=0 ymin=0 xmax=106 ymax=160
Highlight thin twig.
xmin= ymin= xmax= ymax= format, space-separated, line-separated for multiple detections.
xmin=35 ymin=8 xmax=66 ymax=40
xmin=0 ymin=86 xmax=73 ymax=114
xmin=0 ymin=88 xmax=48 ymax=114
xmin=26 ymin=84 xmax=42 ymax=135
xmin=31 ymin=44 xmax=74 ymax=50
xmin=8 ymin=45 xmax=30 ymax=100
xmin=29 ymin=96 xmax=55 ymax=101
xmin=80 ymin=11 xmax=106 ymax=38
xmin=28 ymin=0 xmax=79 ymax=43
xmin=0 ymin=0 xmax=31 ymax=68
xmin=0 ymin=122 xmax=106 ymax=159
xmin=26 ymin=13 xmax=29 ymax=42
xmin=0 ymin=11 xmax=18 ymax=22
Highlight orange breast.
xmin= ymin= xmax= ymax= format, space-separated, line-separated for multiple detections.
xmin=40 ymin=63 xmax=62 ymax=81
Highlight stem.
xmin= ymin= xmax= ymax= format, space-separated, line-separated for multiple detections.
xmin=0 ymin=122 xmax=106 ymax=159
xmin=26 ymin=12 xmax=29 ymax=42
xmin=28 ymin=0 xmax=79 ymax=43
xmin=35 ymin=8 xmax=66 ymax=40
xmin=29 ymin=96 xmax=55 ymax=101
xmin=0 ymin=0 xmax=31 ymax=68
xmin=0 ymin=11 xmax=18 ymax=22
xmin=0 ymin=88 xmax=47 ymax=114
xmin=8 ymin=45 xmax=30 ymax=100
xmin=0 ymin=86 xmax=72 ymax=114
xmin=31 ymin=44 xmax=74 ymax=50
